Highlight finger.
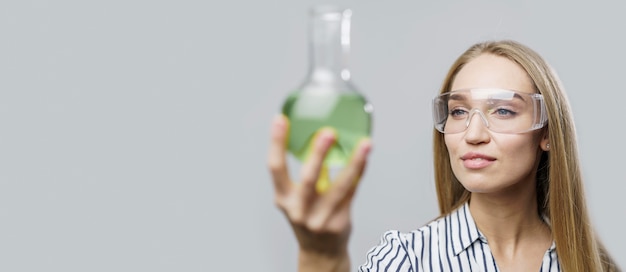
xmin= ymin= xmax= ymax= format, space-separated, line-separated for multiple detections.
xmin=267 ymin=114 xmax=291 ymax=195
xmin=308 ymin=138 xmax=372 ymax=228
xmin=299 ymin=128 xmax=336 ymax=195
xmin=325 ymin=138 xmax=372 ymax=207
xmin=288 ymin=128 xmax=335 ymax=225
xmin=332 ymin=137 xmax=372 ymax=195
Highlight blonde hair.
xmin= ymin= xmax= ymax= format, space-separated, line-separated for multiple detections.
xmin=432 ymin=40 xmax=619 ymax=271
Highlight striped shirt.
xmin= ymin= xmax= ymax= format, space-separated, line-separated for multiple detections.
xmin=358 ymin=202 xmax=561 ymax=271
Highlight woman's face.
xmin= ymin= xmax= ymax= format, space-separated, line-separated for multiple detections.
xmin=445 ymin=53 xmax=549 ymax=194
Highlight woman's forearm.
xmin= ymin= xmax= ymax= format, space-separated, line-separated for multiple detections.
xmin=298 ymin=249 xmax=351 ymax=272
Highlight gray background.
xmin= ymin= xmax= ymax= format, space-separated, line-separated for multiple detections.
xmin=1 ymin=0 xmax=624 ymax=271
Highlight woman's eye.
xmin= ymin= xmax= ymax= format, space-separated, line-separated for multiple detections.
xmin=449 ymin=109 xmax=468 ymax=117
xmin=492 ymin=108 xmax=516 ymax=117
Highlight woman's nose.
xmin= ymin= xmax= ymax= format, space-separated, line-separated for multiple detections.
xmin=463 ymin=109 xmax=491 ymax=144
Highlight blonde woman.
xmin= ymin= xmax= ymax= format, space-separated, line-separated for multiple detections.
xmin=268 ymin=40 xmax=620 ymax=271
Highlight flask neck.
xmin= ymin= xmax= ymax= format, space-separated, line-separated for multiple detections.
xmin=307 ymin=7 xmax=352 ymax=83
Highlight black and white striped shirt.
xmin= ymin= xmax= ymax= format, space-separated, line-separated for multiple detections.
xmin=359 ymin=202 xmax=561 ymax=271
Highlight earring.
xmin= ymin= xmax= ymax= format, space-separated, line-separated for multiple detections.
xmin=546 ymin=143 xmax=550 ymax=150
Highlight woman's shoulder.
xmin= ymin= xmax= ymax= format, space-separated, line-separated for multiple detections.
xmin=359 ymin=203 xmax=479 ymax=271
xmin=366 ymin=202 xmax=479 ymax=256
xmin=359 ymin=208 xmax=469 ymax=271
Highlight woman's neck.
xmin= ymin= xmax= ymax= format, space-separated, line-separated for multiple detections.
xmin=469 ymin=186 xmax=552 ymax=257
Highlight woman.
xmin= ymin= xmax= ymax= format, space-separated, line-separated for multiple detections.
xmin=267 ymin=40 xmax=620 ymax=271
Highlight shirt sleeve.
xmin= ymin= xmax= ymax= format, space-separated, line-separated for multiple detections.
xmin=358 ymin=230 xmax=414 ymax=272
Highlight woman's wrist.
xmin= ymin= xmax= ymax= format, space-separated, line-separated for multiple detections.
xmin=298 ymin=248 xmax=350 ymax=272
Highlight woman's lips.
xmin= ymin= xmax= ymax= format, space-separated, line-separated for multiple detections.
xmin=461 ymin=152 xmax=496 ymax=169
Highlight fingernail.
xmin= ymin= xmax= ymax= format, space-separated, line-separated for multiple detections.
xmin=359 ymin=138 xmax=372 ymax=156
xmin=273 ymin=114 xmax=285 ymax=125
xmin=272 ymin=114 xmax=285 ymax=129
xmin=316 ymin=129 xmax=335 ymax=147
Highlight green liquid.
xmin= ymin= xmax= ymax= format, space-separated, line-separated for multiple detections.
xmin=282 ymin=91 xmax=372 ymax=166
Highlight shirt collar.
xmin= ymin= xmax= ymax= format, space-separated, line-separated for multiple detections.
xmin=448 ymin=202 xmax=483 ymax=256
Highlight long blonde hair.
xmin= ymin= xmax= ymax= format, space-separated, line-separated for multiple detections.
xmin=432 ymin=40 xmax=619 ymax=271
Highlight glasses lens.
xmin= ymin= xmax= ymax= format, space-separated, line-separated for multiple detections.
xmin=432 ymin=89 xmax=547 ymax=134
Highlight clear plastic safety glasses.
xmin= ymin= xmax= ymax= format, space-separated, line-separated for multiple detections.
xmin=433 ymin=88 xmax=548 ymax=134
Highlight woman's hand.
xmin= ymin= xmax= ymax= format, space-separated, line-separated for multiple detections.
xmin=267 ymin=115 xmax=372 ymax=271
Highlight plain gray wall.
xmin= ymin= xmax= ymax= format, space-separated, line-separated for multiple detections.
xmin=1 ymin=0 xmax=623 ymax=271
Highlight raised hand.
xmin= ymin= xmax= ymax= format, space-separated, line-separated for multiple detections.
xmin=267 ymin=115 xmax=372 ymax=271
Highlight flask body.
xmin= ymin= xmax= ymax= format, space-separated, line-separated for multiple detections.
xmin=282 ymin=87 xmax=371 ymax=167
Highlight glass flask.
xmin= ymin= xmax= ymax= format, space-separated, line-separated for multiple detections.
xmin=281 ymin=5 xmax=373 ymax=192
